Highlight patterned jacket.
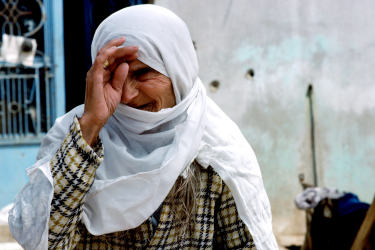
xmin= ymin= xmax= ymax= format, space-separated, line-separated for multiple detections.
xmin=47 ymin=117 xmax=257 ymax=250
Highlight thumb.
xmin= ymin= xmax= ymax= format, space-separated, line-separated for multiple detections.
xmin=111 ymin=62 xmax=129 ymax=93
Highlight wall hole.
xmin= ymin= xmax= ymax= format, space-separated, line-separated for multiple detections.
xmin=246 ymin=69 xmax=255 ymax=79
xmin=209 ymin=80 xmax=220 ymax=92
xmin=192 ymin=41 xmax=197 ymax=50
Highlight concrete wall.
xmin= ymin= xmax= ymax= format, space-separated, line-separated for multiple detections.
xmin=155 ymin=0 xmax=375 ymax=243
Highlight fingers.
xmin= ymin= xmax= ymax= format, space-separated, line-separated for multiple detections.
xmin=115 ymin=50 xmax=139 ymax=63
xmin=88 ymin=37 xmax=138 ymax=93
xmin=93 ymin=40 xmax=138 ymax=74
xmin=102 ymin=52 xmax=138 ymax=82
xmin=111 ymin=62 xmax=129 ymax=93
xmin=93 ymin=46 xmax=117 ymax=74
xmin=113 ymin=45 xmax=139 ymax=60
xmin=103 ymin=46 xmax=139 ymax=71
xmin=93 ymin=37 xmax=126 ymax=72
xmin=106 ymin=53 xmax=138 ymax=72
xmin=107 ymin=48 xmax=139 ymax=72
xmin=97 ymin=36 xmax=126 ymax=61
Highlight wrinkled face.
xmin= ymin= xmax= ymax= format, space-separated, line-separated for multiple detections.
xmin=120 ymin=59 xmax=176 ymax=112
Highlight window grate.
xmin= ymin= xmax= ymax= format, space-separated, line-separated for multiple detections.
xmin=0 ymin=65 xmax=53 ymax=145
xmin=0 ymin=0 xmax=55 ymax=146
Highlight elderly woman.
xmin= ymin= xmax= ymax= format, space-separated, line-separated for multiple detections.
xmin=9 ymin=5 xmax=277 ymax=250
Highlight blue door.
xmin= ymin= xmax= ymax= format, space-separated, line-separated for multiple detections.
xmin=64 ymin=0 xmax=148 ymax=112
xmin=0 ymin=0 xmax=65 ymax=208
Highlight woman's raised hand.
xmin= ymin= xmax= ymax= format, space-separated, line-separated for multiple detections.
xmin=79 ymin=37 xmax=138 ymax=146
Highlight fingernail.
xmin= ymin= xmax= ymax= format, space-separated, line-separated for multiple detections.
xmin=133 ymin=45 xmax=138 ymax=49
xmin=111 ymin=46 xmax=117 ymax=50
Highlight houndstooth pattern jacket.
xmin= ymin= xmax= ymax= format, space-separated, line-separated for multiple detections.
xmin=47 ymin=117 xmax=257 ymax=250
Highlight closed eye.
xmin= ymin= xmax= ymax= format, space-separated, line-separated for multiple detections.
xmin=133 ymin=68 xmax=153 ymax=79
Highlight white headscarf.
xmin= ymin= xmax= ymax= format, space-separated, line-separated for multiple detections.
xmin=9 ymin=5 xmax=277 ymax=250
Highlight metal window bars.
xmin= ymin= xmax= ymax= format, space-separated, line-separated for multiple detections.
xmin=0 ymin=59 xmax=53 ymax=145
xmin=0 ymin=0 xmax=54 ymax=145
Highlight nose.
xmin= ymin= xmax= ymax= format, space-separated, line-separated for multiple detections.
xmin=121 ymin=79 xmax=139 ymax=104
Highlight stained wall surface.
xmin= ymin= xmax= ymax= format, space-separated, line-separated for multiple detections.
xmin=155 ymin=0 xmax=375 ymax=242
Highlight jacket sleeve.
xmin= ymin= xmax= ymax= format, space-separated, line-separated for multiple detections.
xmin=214 ymin=181 xmax=257 ymax=250
xmin=48 ymin=116 xmax=104 ymax=250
